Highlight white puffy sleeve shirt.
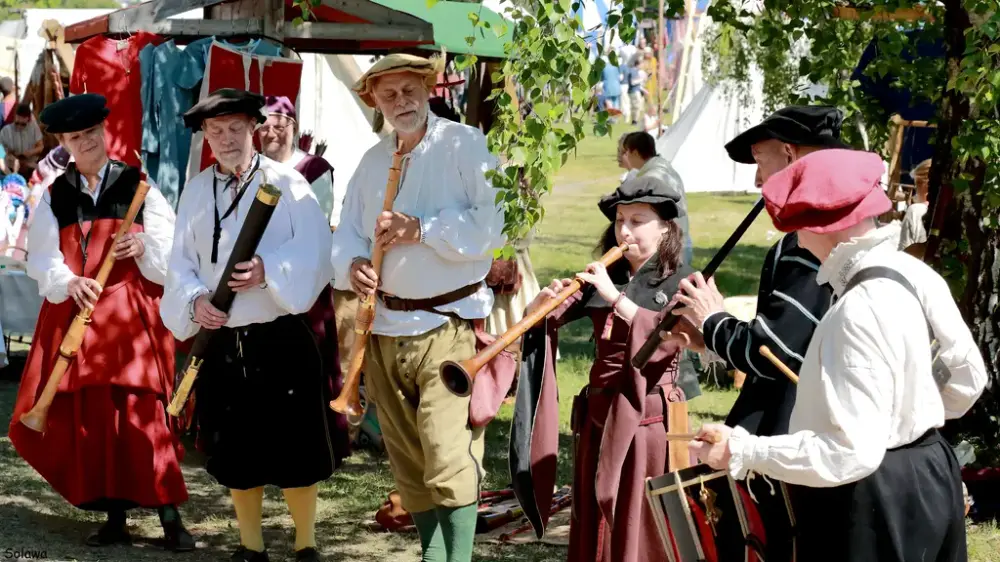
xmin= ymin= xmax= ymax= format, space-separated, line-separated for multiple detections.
xmin=25 ymin=171 xmax=175 ymax=303
xmin=330 ymin=112 xmax=506 ymax=337
xmin=727 ymin=225 xmax=988 ymax=488
xmin=161 ymin=155 xmax=333 ymax=341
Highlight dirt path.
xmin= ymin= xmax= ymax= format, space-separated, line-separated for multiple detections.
xmin=0 ymin=379 xmax=561 ymax=562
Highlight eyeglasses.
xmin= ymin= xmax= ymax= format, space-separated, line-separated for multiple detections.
xmin=258 ymin=124 xmax=289 ymax=135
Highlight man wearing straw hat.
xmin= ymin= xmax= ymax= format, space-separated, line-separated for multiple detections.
xmin=161 ymin=88 xmax=338 ymax=562
xmin=331 ymin=53 xmax=505 ymax=561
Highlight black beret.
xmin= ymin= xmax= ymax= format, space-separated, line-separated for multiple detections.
xmin=39 ymin=93 xmax=109 ymax=134
xmin=598 ymin=175 xmax=684 ymax=221
xmin=183 ymin=88 xmax=267 ymax=130
xmin=724 ymin=105 xmax=851 ymax=164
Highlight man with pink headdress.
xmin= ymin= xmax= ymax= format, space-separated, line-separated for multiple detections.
xmin=686 ymin=148 xmax=988 ymax=562
xmin=258 ymin=96 xmax=336 ymax=224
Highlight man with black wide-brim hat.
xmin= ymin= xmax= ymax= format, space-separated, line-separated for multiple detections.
xmin=663 ymin=105 xmax=851 ymax=562
xmin=8 ymin=93 xmax=194 ymax=551
xmin=161 ymin=88 xmax=339 ymax=562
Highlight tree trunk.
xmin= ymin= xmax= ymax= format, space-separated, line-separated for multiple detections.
xmin=924 ymin=0 xmax=970 ymax=264
xmin=930 ymin=0 xmax=1000 ymax=466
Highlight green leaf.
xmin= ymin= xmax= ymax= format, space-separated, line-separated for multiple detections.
xmin=525 ymin=118 xmax=545 ymax=140
xmin=426 ymin=0 xmax=438 ymax=7
xmin=511 ymin=146 xmax=528 ymax=165
xmin=292 ymin=16 xmax=304 ymax=27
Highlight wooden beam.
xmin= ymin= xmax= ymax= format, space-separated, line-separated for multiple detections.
xmin=121 ymin=18 xmax=265 ymax=37
xmin=65 ymin=0 xmax=231 ymax=42
xmin=263 ymin=0 xmax=285 ymax=42
xmin=285 ymin=21 xmax=431 ymax=42
xmin=110 ymin=0 xmax=227 ymax=30
xmin=208 ymin=0 xmax=284 ymax=41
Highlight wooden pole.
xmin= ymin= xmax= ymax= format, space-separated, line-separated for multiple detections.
xmin=670 ymin=0 xmax=696 ymax=121
xmin=657 ymin=0 xmax=664 ymax=127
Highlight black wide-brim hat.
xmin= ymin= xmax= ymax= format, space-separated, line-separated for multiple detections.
xmin=598 ymin=175 xmax=685 ymax=221
xmin=39 ymin=93 xmax=109 ymax=134
xmin=183 ymin=88 xmax=267 ymax=130
xmin=724 ymin=105 xmax=852 ymax=164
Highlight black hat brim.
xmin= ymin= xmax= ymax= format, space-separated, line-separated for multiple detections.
xmin=725 ymin=122 xmax=851 ymax=164
xmin=39 ymin=93 xmax=109 ymax=134
xmin=183 ymin=90 xmax=268 ymax=130
xmin=598 ymin=194 xmax=682 ymax=222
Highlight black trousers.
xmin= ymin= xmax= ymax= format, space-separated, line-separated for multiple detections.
xmin=195 ymin=314 xmax=338 ymax=490
xmin=790 ymin=429 xmax=967 ymax=562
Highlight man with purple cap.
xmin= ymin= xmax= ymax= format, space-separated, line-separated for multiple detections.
xmin=689 ymin=148 xmax=988 ymax=561
xmin=258 ymin=96 xmax=336 ymax=224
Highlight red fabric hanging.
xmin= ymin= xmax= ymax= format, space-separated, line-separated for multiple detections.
xmin=70 ymin=32 xmax=163 ymax=168
xmin=187 ymin=42 xmax=303 ymax=176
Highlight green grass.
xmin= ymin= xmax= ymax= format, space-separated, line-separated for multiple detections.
xmin=0 ymin=128 xmax=996 ymax=561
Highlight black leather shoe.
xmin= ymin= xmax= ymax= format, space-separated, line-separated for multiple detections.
xmin=231 ymin=546 xmax=269 ymax=562
xmin=162 ymin=520 xmax=196 ymax=552
xmin=295 ymin=547 xmax=322 ymax=562
xmin=85 ymin=519 xmax=131 ymax=547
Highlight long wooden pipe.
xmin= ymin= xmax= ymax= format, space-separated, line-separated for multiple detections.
xmin=440 ymin=241 xmax=631 ymax=397
xmin=166 ymin=178 xmax=281 ymax=417
xmin=330 ymin=143 xmax=406 ymax=416
xmin=631 ymin=198 xmax=766 ymax=369
xmin=21 ymin=180 xmax=150 ymax=432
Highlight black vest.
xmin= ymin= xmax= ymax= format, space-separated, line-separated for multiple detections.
xmin=48 ymin=161 xmax=145 ymax=230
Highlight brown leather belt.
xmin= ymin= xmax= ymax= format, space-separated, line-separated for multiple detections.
xmin=378 ymin=282 xmax=482 ymax=313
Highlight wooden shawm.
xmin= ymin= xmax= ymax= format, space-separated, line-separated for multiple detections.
xmin=832 ymin=4 xmax=935 ymax=22
xmin=63 ymin=0 xmax=434 ymax=54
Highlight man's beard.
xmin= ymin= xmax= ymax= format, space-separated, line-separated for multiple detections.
xmin=387 ymin=103 xmax=429 ymax=134
xmin=212 ymin=143 xmax=251 ymax=172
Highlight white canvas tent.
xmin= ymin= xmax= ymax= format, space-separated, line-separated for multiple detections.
xmin=655 ymin=14 xmax=763 ymax=193
xmin=297 ymin=53 xmax=382 ymax=193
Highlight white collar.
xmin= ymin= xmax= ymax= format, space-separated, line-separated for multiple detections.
xmin=286 ymin=149 xmax=308 ymax=167
xmin=817 ymin=222 xmax=903 ymax=296
xmin=78 ymin=160 xmax=111 ymax=194
xmin=213 ymin=152 xmax=261 ymax=186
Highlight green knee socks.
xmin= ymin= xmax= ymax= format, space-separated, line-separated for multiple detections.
xmin=437 ymin=503 xmax=478 ymax=562
xmin=412 ymin=510 xmax=446 ymax=562
xmin=411 ymin=504 xmax=478 ymax=562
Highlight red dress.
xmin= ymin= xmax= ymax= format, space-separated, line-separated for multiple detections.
xmin=8 ymin=163 xmax=187 ymax=510
xmin=509 ymin=259 xmax=694 ymax=562
xmin=70 ymin=32 xmax=162 ymax=168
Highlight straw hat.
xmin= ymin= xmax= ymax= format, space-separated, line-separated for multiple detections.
xmin=353 ymin=52 xmax=445 ymax=108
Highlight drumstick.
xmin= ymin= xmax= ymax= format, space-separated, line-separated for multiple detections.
xmin=759 ymin=345 xmax=800 ymax=384
xmin=666 ymin=431 xmax=722 ymax=444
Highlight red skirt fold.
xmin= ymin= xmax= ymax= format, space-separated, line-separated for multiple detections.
xmin=9 ymin=386 xmax=188 ymax=509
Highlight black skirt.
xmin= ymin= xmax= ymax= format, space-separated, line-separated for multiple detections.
xmin=790 ymin=429 xmax=967 ymax=562
xmin=194 ymin=314 xmax=337 ymax=490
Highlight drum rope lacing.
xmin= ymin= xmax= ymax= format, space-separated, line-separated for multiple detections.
xmin=744 ymin=470 xmax=776 ymax=504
